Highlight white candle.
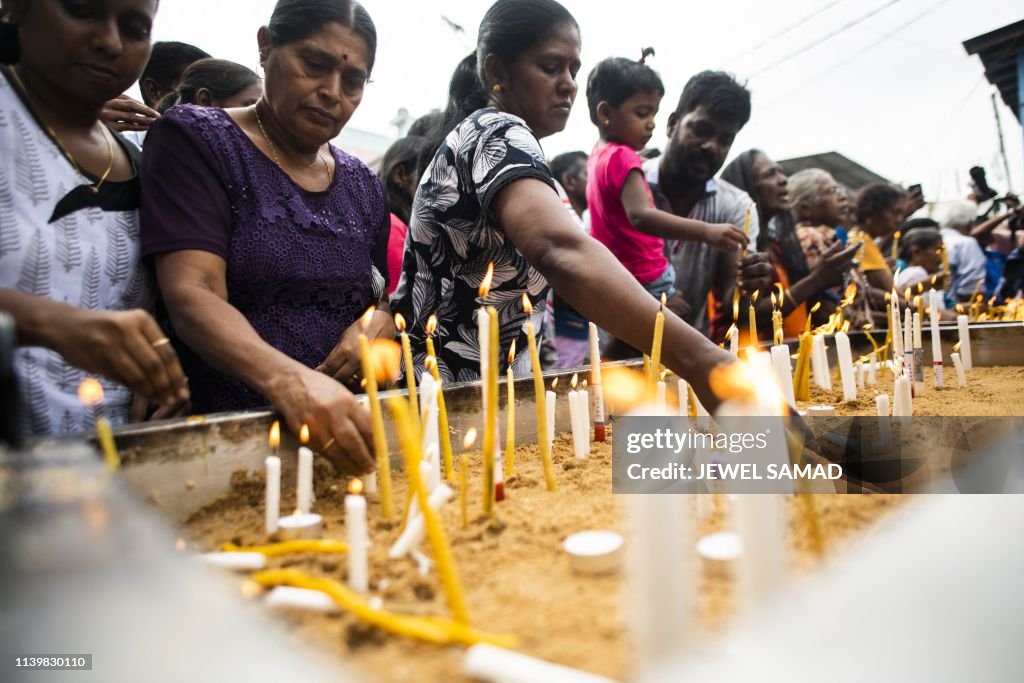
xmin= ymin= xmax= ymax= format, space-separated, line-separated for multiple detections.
xmin=567 ymin=387 xmax=586 ymax=459
xmin=265 ymin=455 xmax=280 ymax=534
xmin=835 ymin=332 xmax=857 ymax=401
xmin=903 ymin=307 xmax=914 ymax=382
xmin=655 ymin=381 xmax=667 ymax=411
xmin=729 ymin=329 xmax=739 ymax=356
xmin=957 ymin=315 xmax=972 ymax=371
xmin=891 ymin=295 xmax=904 ymax=358
xmin=811 ymin=335 xmax=832 ymax=391
xmin=867 ymin=351 xmax=878 ymax=385
xmin=297 ymin=446 xmax=313 ymax=515
xmin=201 ymin=552 xmax=267 ymax=571
xmin=419 ymin=372 xmax=441 ymax=487
xmin=677 ymin=378 xmax=690 ymax=417
xmin=345 ymin=482 xmax=369 ymax=593
xmin=951 ymin=352 xmax=967 ymax=387
xmin=464 ymin=644 xmax=619 ymax=683
xmin=912 ymin=311 xmax=924 ymax=392
xmin=875 ymin=394 xmax=889 ymax=417
xmin=769 ymin=344 xmax=795 ymax=408
xmin=856 ymin=361 xmax=865 ymax=390
xmin=930 ymin=289 xmax=944 ymax=388
xmin=389 ymin=483 xmax=454 ymax=558
xmin=580 ymin=388 xmax=591 ymax=455
xmin=893 ymin=376 xmax=913 ymax=417
xmin=266 ymin=586 xmax=339 ymax=614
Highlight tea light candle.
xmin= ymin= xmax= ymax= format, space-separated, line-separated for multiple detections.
xmin=265 ymin=455 xmax=280 ymax=534
xmin=696 ymin=531 xmax=742 ymax=578
xmin=951 ymin=352 xmax=967 ymax=387
xmin=202 ymin=552 xmax=267 ymax=571
xmin=564 ymin=530 xmax=623 ymax=575
xmin=266 ymin=586 xmax=339 ymax=614
xmin=278 ymin=512 xmax=323 ymax=540
xmin=346 ymin=479 xmax=369 ymax=593
xmin=806 ymin=405 xmax=836 ymax=416
xmin=957 ymin=314 xmax=972 ymax=371
xmin=835 ymin=331 xmax=857 ymax=401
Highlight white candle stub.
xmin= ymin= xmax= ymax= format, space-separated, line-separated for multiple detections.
xmin=201 ymin=552 xmax=267 ymax=572
xmin=277 ymin=512 xmax=322 ymax=540
xmin=696 ymin=531 xmax=743 ymax=577
xmin=563 ymin=530 xmax=623 ymax=575
xmin=464 ymin=644 xmax=619 ymax=683
xmin=266 ymin=586 xmax=339 ymax=613
xmin=806 ymin=405 xmax=836 ymax=416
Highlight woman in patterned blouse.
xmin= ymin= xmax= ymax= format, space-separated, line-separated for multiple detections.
xmin=0 ymin=0 xmax=188 ymax=436
xmin=391 ymin=0 xmax=733 ymax=410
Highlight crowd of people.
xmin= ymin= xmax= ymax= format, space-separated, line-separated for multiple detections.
xmin=2 ymin=0 xmax=1022 ymax=475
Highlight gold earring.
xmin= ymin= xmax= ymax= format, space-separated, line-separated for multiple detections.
xmin=492 ymin=84 xmax=502 ymax=93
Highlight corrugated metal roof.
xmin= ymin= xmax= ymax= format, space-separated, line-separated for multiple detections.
xmin=778 ymin=151 xmax=889 ymax=190
xmin=963 ymin=19 xmax=1024 ymax=123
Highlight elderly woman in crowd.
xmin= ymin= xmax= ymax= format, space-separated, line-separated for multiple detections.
xmin=721 ymin=151 xmax=858 ymax=338
xmin=141 ymin=0 xmax=392 ymax=474
xmin=392 ymin=0 xmax=733 ymax=410
xmin=0 ymin=0 xmax=188 ymax=436
xmin=788 ymin=168 xmax=847 ymax=270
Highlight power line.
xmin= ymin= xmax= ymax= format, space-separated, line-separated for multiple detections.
xmin=727 ymin=0 xmax=848 ymax=65
xmin=747 ymin=0 xmax=903 ymax=78
xmin=762 ymin=0 xmax=954 ymax=108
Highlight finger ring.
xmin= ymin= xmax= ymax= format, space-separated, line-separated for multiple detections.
xmin=151 ymin=337 xmax=171 ymax=348
xmin=322 ymin=438 xmax=336 ymax=451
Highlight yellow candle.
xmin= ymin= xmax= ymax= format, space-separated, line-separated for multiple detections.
xmin=792 ymin=333 xmax=813 ymax=401
xmin=481 ymin=306 xmax=499 ymax=515
xmin=460 ymin=428 xmax=475 ymax=529
xmin=394 ymin=313 xmax=419 ymax=429
xmin=505 ymin=340 xmax=516 ymax=478
xmin=95 ymin=417 xmax=120 ymax=471
xmin=252 ymin=569 xmax=515 ymax=647
xmin=748 ymin=290 xmax=759 ymax=350
xmin=387 ymin=397 xmax=469 ymax=624
xmin=424 ymin=315 xmax=455 ymax=481
xmin=357 ymin=309 xmax=394 ymax=520
xmin=649 ymin=293 xmax=666 ymax=395
xmin=890 ymin=230 xmax=901 ymax=262
xmin=523 ymin=294 xmax=556 ymax=491
xmin=222 ymin=539 xmax=348 ymax=555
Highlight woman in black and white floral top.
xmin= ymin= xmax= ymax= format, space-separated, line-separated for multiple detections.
xmin=392 ymin=0 xmax=732 ymax=410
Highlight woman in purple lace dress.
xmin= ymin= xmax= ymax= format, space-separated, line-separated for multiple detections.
xmin=140 ymin=0 xmax=392 ymax=475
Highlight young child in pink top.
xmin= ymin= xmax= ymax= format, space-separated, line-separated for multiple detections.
xmin=585 ymin=50 xmax=746 ymax=298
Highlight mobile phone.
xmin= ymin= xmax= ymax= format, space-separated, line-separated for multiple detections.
xmin=908 ymin=183 xmax=922 ymax=197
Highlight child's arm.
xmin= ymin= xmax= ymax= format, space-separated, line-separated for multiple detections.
xmin=620 ymin=170 xmax=747 ymax=251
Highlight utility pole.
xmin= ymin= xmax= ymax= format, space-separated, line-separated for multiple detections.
xmin=991 ymin=91 xmax=1013 ymax=191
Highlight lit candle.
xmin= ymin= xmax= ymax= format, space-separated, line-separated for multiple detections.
xmin=482 ymin=304 xmax=500 ymax=515
xmin=793 ymin=332 xmax=813 ymax=401
xmin=419 ymin=370 xmax=441 ymax=487
xmin=930 ymin=289 xmax=944 ymax=388
xmin=727 ymin=323 xmax=739 ymax=356
xmin=890 ymin=230 xmax=901 ymax=262
xmin=835 ymin=330 xmax=857 ymax=401
xmin=589 ymin=322 xmax=606 ymax=442
xmin=579 ymin=379 xmax=591 ymax=454
xmin=424 ymin=315 xmax=456 ymax=481
xmin=388 ymin=397 xmax=470 ymax=623
xmin=523 ymin=295 xmax=556 ymax=491
xmin=357 ymin=309 xmax=394 ymax=520
xmin=957 ymin=312 xmax=972 ymax=371
xmin=395 ymin=313 xmax=419 ymax=428
xmin=78 ymin=379 xmax=120 ymax=470
xmin=951 ymin=347 xmax=967 ymax=387
xmin=649 ymin=293 xmax=666 ymax=396
xmin=748 ymin=290 xmax=759 ymax=350
xmin=546 ymin=378 xmax=558 ymax=450
xmin=567 ymin=373 xmax=586 ymax=459
xmin=345 ymin=479 xmax=369 ymax=593
xmin=891 ymin=289 xmax=904 ymax=359
xmin=297 ymin=424 xmax=313 ymax=515
xmin=505 ymin=341 xmax=516 ymax=478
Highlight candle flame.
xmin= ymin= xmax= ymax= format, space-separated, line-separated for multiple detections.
xmin=479 ymin=262 xmax=494 ymax=298
xmin=659 ymin=292 xmax=667 ymax=310
xmin=953 ymin=341 xmax=962 ymax=353
xmin=725 ymin=324 xmax=736 ymax=341
xmin=732 ymin=295 xmax=740 ymax=322
xmin=904 ymin=287 xmax=912 ymax=303
xmin=269 ymin=420 xmax=281 ymax=451
xmin=770 ymin=291 xmax=777 ymax=308
xmin=551 ymin=377 xmax=559 ymax=390
xmin=602 ymin=366 xmax=647 ymax=411
xmin=507 ymin=339 xmax=516 ymax=363
xmin=571 ymin=372 xmax=579 ymax=390
xmin=660 ymin=369 xmax=667 ymax=381
xmin=463 ymin=427 xmax=478 ymax=450
xmin=426 ymin=314 xmax=438 ymax=335
xmin=917 ymin=282 xmax=924 ymax=294
xmin=810 ymin=301 xmax=822 ymax=314
xmin=77 ymin=378 xmax=104 ymax=407
xmin=956 ymin=303 xmax=965 ymax=314
xmin=299 ymin=424 xmax=310 ymax=445
xmin=348 ymin=478 xmax=364 ymax=495
xmin=240 ymin=580 xmax=263 ymax=599
xmin=751 ymin=290 xmax=759 ymax=303
xmin=425 ymin=355 xmax=437 ymax=371
xmin=863 ymin=323 xmax=873 ymax=332
xmin=884 ymin=291 xmax=891 ymax=303
xmin=360 ymin=377 xmax=368 ymax=388
xmin=841 ymin=320 xmax=851 ymax=333
xmin=394 ymin=312 xmax=407 ymax=332
xmin=522 ymin=292 xmax=533 ymax=314
xmin=581 ymin=379 xmax=588 ymax=389
xmin=775 ymin=282 xmax=784 ymax=304
xmin=369 ymin=338 xmax=402 ymax=382
xmin=709 ymin=361 xmax=757 ymax=402
xmin=931 ymin=275 xmax=938 ymax=287
xmin=360 ymin=306 xmax=376 ymax=331
xmin=175 ymin=538 xmax=187 ymax=552
xmin=83 ymin=498 xmax=108 ymax=532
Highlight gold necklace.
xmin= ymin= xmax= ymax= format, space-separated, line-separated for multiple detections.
xmin=253 ymin=102 xmax=333 ymax=185
xmin=6 ymin=66 xmax=114 ymax=194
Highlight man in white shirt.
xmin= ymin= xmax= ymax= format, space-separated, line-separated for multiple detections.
xmin=938 ymin=201 xmax=987 ymax=302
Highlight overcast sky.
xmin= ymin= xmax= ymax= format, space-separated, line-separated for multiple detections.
xmin=145 ymin=0 xmax=1023 ymax=201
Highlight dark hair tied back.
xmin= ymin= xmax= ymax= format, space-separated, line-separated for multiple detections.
xmin=0 ymin=14 xmax=20 ymax=65
xmin=639 ymin=47 xmax=655 ymax=64
xmin=268 ymin=0 xmax=377 ymax=74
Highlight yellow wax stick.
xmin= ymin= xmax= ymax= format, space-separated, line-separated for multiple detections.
xmin=649 ymin=296 xmax=665 ymax=397
xmin=395 ymin=314 xmax=419 ymax=431
xmin=481 ymin=306 xmax=500 ymax=514
xmin=388 ymin=397 xmax=470 ymax=624
xmin=95 ymin=417 xmax=120 ymax=470
xmin=425 ymin=335 xmax=455 ymax=481
xmin=357 ymin=331 xmax=394 ymax=520
xmin=526 ymin=331 xmax=556 ymax=492
xmin=460 ymin=453 xmax=469 ymax=528
xmin=252 ymin=569 xmax=515 ymax=648
xmin=748 ymin=302 xmax=758 ymax=349
xmin=792 ymin=333 xmax=813 ymax=402
xmin=505 ymin=352 xmax=516 ymax=478
xmin=222 ymin=539 xmax=348 ymax=556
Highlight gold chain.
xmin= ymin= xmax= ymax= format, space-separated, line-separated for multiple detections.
xmin=253 ymin=101 xmax=333 ymax=185
xmin=5 ymin=66 xmax=114 ymax=194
